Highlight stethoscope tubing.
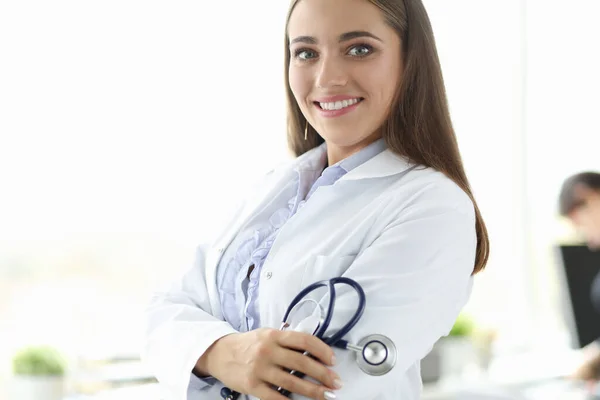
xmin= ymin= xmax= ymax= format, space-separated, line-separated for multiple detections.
xmin=224 ymin=277 xmax=367 ymax=400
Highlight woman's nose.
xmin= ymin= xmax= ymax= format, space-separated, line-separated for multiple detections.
xmin=315 ymin=56 xmax=348 ymax=89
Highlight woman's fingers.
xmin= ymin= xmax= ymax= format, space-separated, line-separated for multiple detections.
xmin=263 ymin=366 xmax=337 ymax=400
xmin=250 ymin=382 xmax=290 ymax=400
xmin=271 ymin=346 xmax=340 ymax=390
xmin=216 ymin=329 xmax=340 ymax=399
xmin=275 ymin=330 xmax=336 ymax=366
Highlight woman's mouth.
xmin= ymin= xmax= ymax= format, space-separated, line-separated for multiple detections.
xmin=313 ymin=97 xmax=364 ymax=118
xmin=314 ymin=97 xmax=364 ymax=111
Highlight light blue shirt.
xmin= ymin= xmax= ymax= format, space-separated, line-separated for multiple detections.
xmin=217 ymin=139 xmax=386 ymax=332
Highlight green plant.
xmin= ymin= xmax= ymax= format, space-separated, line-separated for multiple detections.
xmin=449 ymin=314 xmax=474 ymax=337
xmin=12 ymin=346 xmax=66 ymax=376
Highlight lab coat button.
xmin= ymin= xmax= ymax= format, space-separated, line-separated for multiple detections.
xmin=266 ymin=271 xmax=273 ymax=279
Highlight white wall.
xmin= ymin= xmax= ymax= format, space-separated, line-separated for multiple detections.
xmin=0 ymin=0 xmax=291 ymax=249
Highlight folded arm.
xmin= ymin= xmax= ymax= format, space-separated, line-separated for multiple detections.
xmin=304 ymin=190 xmax=477 ymax=399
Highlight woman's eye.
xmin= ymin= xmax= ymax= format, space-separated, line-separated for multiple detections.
xmin=295 ymin=49 xmax=318 ymax=60
xmin=348 ymin=45 xmax=373 ymax=57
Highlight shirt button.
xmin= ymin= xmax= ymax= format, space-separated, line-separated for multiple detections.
xmin=265 ymin=272 xmax=273 ymax=279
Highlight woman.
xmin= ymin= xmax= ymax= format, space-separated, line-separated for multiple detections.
xmin=143 ymin=0 xmax=489 ymax=399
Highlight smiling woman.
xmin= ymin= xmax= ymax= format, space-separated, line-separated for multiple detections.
xmin=285 ymin=0 xmax=488 ymax=275
xmin=287 ymin=0 xmax=402 ymax=166
xmin=143 ymin=1 xmax=488 ymax=400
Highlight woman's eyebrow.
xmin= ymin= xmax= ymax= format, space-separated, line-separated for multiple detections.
xmin=339 ymin=30 xmax=382 ymax=43
xmin=290 ymin=30 xmax=383 ymax=45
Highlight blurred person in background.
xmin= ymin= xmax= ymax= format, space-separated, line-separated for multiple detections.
xmin=560 ymin=172 xmax=600 ymax=251
xmin=559 ymin=171 xmax=600 ymax=382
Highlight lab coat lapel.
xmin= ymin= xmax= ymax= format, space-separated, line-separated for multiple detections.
xmin=204 ymin=167 xmax=294 ymax=318
xmin=205 ymin=146 xmax=326 ymax=317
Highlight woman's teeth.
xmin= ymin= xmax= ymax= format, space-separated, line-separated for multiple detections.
xmin=319 ymin=98 xmax=361 ymax=111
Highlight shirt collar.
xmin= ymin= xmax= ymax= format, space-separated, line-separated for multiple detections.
xmin=291 ymin=137 xmax=412 ymax=181
xmin=294 ymin=138 xmax=386 ymax=173
xmin=333 ymin=138 xmax=386 ymax=173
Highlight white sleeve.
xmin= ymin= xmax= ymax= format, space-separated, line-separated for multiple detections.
xmin=142 ymin=167 xmax=284 ymax=399
xmin=142 ymin=244 xmax=238 ymax=399
xmin=303 ymin=185 xmax=478 ymax=399
xmin=188 ymin=372 xmax=217 ymax=392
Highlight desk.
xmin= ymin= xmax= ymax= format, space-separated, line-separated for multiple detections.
xmin=67 ymin=381 xmax=589 ymax=400
xmin=65 ymin=383 xmax=161 ymax=400
xmin=69 ymin=381 xmax=589 ymax=400
xmin=422 ymin=348 xmax=589 ymax=399
xmin=63 ymin=349 xmax=589 ymax=400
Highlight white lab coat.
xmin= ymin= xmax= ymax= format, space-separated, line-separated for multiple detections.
xmin=143 ymin=144 xmax=477 ymax=400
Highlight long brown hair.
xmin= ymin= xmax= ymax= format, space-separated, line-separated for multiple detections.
xmin=284 ymin=0 xmax=489 ymax=274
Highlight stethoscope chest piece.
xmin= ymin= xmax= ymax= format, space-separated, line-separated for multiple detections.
xmin=354 ymin=334 xmax=396 ymax=376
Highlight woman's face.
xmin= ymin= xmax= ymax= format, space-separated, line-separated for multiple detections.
xmin=287 ymin=0 xmax=403 ymax=164
xmin=569 ymin=187 xmax=600 ymax=250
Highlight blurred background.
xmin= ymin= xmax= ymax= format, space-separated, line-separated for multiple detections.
xmin=1 ymin=0 xmax=599 ymax=399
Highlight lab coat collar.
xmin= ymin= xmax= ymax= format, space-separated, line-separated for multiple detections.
xmin=290 ymin=141 xmax=414 ymax=182
xmin=293 ymin=142 xmax=328 ymax=174
xmin=340 ymin=149 xmax=414 ymax=181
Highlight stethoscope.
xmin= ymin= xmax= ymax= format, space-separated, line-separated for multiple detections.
xmin=220 ymin=277 xmax=397 ymax=399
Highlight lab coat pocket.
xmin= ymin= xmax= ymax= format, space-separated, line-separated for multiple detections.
xmin=300 ymin=254 xmax=356 ymax=288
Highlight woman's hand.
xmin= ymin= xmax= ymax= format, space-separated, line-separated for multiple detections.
xmin=197 ymin=328 xmax=342 ymax=400
xmin=571 ymin=350 xmax=600 ymax=381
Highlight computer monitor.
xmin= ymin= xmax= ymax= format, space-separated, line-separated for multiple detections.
xmin=556 ymin=244 xmax=600 ymax=348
